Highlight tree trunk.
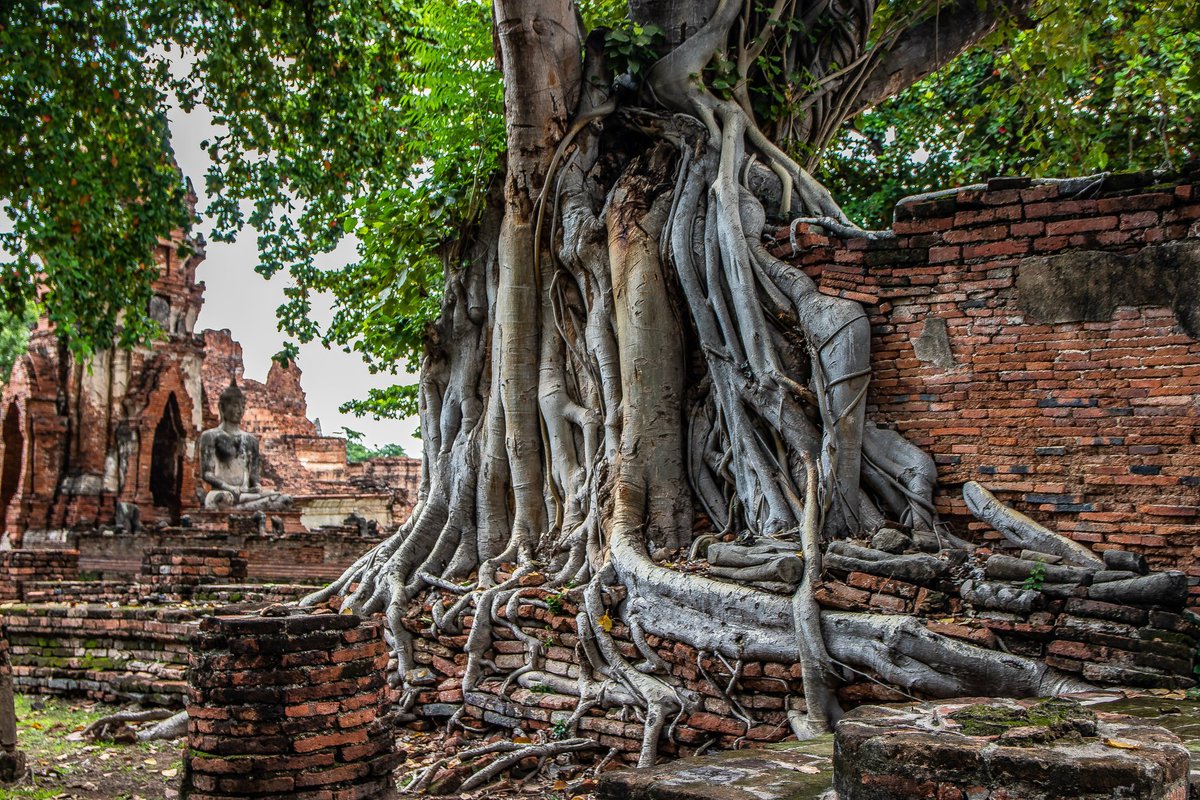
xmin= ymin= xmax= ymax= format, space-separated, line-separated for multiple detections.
xmin=305 ymin=0 xmax=1084 ymax=763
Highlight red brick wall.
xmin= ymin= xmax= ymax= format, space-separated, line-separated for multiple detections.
xmin=770 ymin=173 xmax=1200 ymax=591
xmin=184 ymin=614 xmax=401 ymax=799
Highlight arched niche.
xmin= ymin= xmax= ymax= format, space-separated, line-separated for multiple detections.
xmin=0 ymin=401 xmax=23 ymax=531
xmin=149 ymin=393 xmax=184 ymax=520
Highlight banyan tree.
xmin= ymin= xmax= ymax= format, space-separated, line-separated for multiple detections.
xmin=299 ymin=0 xmax=1110 ymax=765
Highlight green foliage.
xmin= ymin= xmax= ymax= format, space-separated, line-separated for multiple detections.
xmin=0 ymin=0 xmax=189 ymax=356
xmin=1 ymin=0 xmax=500 ymax=394
xmin=822 ymin=0 xmax=1200 ymax=227
xmin=550 ymin=718 xmax=571 ymax=740
xmin=300 ymin=0 xmax=504 ymax=382
xmin=1021 ymin=561 xmax=1047 ymax=592
xmin=603 ymin=22 xmax=663 ymax=78
xmin=339 ymin=383 xmax=420 ymax=422
xmin=340 ymin=426 xmax=408 ymax=462
xmin=0 ymin=300 xmax=37 ymax=381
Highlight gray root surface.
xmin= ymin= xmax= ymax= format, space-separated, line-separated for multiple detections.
xmin=304 ymin=0 xmax=1095 ymax=768
xmin=963 ymin=481 xmax=1104 ymax=568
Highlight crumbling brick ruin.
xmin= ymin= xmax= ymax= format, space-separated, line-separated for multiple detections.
xmin=770 ymin=172 xmax=1200 ymax=599
xmin=402 ymin=171 xmax=1200 ymax=761
xmin=0 ymin=188 xmax=421 ymax=578
xmin=0 ymin=171 xmax=1197 ymax=771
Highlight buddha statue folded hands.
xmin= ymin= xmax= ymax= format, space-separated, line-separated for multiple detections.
xmin=198 ymin=380 xmax=292 ymax=512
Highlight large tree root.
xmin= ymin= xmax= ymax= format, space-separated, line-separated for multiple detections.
xmin=304 ymin=0 xmax=1102 ymax=769
xmin=963 ymin=481 xmax=1103 ymax=568
xmin=84 ymin=709 xmax=187 ymax=743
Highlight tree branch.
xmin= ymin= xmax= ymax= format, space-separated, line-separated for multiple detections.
xmin=850 ymin=0 xmax=1037 ymax=115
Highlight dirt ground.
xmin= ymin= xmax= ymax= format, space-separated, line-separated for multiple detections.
xmin=6 ymin=695 xmax=185 ymax=800
xmin=4 ymin=695 xmax=606 ymax=800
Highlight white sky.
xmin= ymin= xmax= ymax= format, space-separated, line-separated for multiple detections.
xmin=167 ymin=103 xmax=421 ymax=452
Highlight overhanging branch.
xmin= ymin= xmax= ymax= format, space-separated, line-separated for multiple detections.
xmin=850 ymin=0 xmax=1038 ymax=115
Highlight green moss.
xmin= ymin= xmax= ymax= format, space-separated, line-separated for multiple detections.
xmin=950 ymin=698 xmax=1096 ymax=740
xmin=951 ymin=704 xmax=1032 ymax=736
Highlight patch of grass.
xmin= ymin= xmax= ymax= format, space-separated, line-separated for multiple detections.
xmin=14 ymin=694 xmax=112 ymax=757
xmin=7 ymin=694 xmax=184 ymax=798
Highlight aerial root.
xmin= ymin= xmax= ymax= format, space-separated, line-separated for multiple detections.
xmin=963 ymin=481 xmax=1103 ymax=568
xmin=84 ymin=708 xmax=187 ymax=743
xmin=404 ymin=737 xmax=599 ymax=795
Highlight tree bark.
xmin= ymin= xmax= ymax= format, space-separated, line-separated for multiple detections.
xmin=304 ymin=0 xmax=1105 ymax=766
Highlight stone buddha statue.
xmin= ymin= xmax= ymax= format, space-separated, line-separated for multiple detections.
xmin=198 ymin=381 xmax=292 ymax=511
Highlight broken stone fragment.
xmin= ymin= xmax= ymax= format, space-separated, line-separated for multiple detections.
xmin=869 ymin=528 xmax=912 ymax=554
xmin=1102 ymin=549 xmax=1150 ymax=575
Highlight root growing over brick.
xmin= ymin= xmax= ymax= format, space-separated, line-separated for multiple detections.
xmin=303 ymin=0 xmax=1090 ymax=772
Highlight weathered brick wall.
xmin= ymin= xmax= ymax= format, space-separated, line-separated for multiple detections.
xmin=141 ymin=547 xmax=248 ymax=598
xmin=0 ymin=550 xmax=79 ymax=602
xmin=0 ymin=582 xmax=321 ymax=703
xmin=770 ymin=173 xmax=1200 ymax=595
xmin=2 ymin=605 xmax=200 ymax=706
xmin=66 ymin=524 xmax=387 ymax=583
xmin=407 ymin=566 xmax=1198 ymax=762
xmin=183 ymin=613 xmax=402 ymax=799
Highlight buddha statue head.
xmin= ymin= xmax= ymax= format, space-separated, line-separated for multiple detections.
xmin=219 ymin=380 xmax=246 ymax=426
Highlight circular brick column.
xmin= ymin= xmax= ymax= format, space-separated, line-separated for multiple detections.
xmin=182 ymin=613 xmax=402 ymax=799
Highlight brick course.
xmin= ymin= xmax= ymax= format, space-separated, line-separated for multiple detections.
xmin=770 ymin=173 xmax=1200 ymax=601
xmin=183 ymin=613 xmax=402 ymax=800
xmin=0 ymin=550 xmax=79 ymax=602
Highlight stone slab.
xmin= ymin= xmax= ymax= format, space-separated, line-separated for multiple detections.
xmin=835 ymin=700 xmax=1190 ymax=800
xmin=597 ymin=739 xmax=833 ymax=800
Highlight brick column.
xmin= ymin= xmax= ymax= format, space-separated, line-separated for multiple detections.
xmin=182 ymin=613 xmax=403 ymax=799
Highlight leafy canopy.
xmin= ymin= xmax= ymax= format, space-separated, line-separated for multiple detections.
xmin=822 ymin=0 xmax=1200 ymax=226
xmin=2 ymin=0 xmax=1195 ymax=413
xmin=340 ymin=427 xmax=408 ymax=462
xmin=0 ymin=301 xmax=36 ymax=382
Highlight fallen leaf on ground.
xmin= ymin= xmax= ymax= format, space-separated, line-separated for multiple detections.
xmin=1103 ymin=738 xmax=1141 ymax=749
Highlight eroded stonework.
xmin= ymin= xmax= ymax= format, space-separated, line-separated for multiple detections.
xmin=0 ymin=190 xmax=419 ymax=550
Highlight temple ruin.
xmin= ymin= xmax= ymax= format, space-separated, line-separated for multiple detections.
xmin=0 ymin=170 xmax=1197 ymax=795
xmin=0 ymin=187 xmax=421 ymax=580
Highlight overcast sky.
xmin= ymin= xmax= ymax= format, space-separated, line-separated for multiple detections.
xmin=167 ymin=101 xmax=421 ymax=453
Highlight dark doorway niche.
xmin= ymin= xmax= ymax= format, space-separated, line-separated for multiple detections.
xmin=0 ymin=401 xmax=23 ymax=530
xmin=150 ymin=393 xmax=184 ymax=520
